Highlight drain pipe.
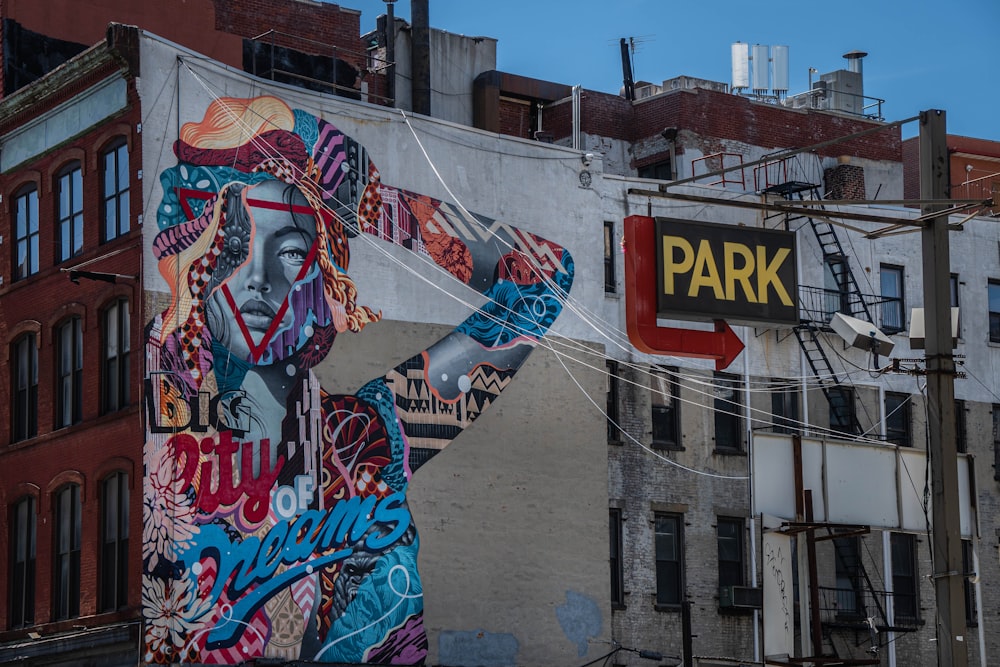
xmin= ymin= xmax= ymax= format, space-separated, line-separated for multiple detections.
xmin=744 ymin=333 xmax=760 ymax=663
xmin=384 ymin=0 xmax=396 ymax=107
xmin=572 ymin=85 xmax=581 ymax=150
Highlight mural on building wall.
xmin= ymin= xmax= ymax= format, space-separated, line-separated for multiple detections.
xmin=141 ymin=95 xmax=573 ymax=664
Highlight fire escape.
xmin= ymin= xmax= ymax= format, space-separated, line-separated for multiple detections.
xmin=759 ymin=163 xmax=869 ymax=436
xmin=817 ymin=527 xmax=922 ymax=661
xmin=757 ymin=162 xmax=921 ymax=664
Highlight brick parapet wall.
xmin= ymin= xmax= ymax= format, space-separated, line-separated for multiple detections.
xmin=541 ymin=85 xmax=902 ymax=164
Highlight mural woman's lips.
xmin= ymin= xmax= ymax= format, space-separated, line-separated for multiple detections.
xmin=240 ymin=299 xmax=278 ymax=330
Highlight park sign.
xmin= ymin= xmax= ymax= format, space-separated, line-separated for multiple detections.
xmin=655 ymin=217 xmax=798 ymax=325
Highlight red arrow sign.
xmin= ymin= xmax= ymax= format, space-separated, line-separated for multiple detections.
xmin=623 ymin=214 xmax=745 ymax=370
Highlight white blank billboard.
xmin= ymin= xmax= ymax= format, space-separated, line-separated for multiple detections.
xmin=753 ymin=433 xmax=973 ymax=536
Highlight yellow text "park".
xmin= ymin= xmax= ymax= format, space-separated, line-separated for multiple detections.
xmin=662 ymin=236 xmax=793 ymax=305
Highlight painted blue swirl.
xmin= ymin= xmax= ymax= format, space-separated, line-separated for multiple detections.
xmin=457 ymin=251 xmax=574 ymax=347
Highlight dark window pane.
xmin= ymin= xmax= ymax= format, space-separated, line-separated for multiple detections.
xmin=101 ymin=472 xmax=129 ymax=611
xmin=651 ymin=367 xmax=679 ymax=448
xmin=955 ymin=400 xmax=967 ymax=454
xmin=655 ymin=514 xmax=683 ymax=605
xmin=717 ymin=518 xmax=744 ymax=589
xmin=963 ymin=540 xmax=977 ymax=626
xmin=771 ymin=380 xmax=800 ymax=434
xmin=103 ymin=299 xmax=131 ymax=412
xmin=54 ymin=485 xmax=81 ymax=620
xmin=990 ymin=282 xmax=1000 ymax=343
xmin=880 ymin=265 xmax=904 ymax=333
xmin=714 ymin=373 xmax=743 ymax=451
xmin=829 ymin=386 xmax=856 ymax=435
xmin=9 ymin=496 xmax=36 ymax=628
xmin=14 ymin=188 xmax=39 ymax=279
xmin=604 ymin=221 xmax=616 ymax=293
xmin=607 ymin=361 xmax=620 ymax=442
xmin=885 ymin=392 xmax=911 ymax=447
xmin=57 ymin=165 xmax=83 ymax=262
xmin=102 ymin=141 xmax=130 ymax=242
xmin=891 ymin=533 xmax=918 ymax=621
xmin=12 ymin=335 xmax=38 ymax=441
xmin=610 ymin=508 xmax=624 ymax=607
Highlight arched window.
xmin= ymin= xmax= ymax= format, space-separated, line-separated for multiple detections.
xmin=53 ymin=484 xmax=81 ymax=620
xmin=12 ymin=333 xmax=38 ymax=442
xmin=56 ymin=317 xmax=83 ymax=428
xmin=56 ymin=162 xmax=84 ymax=262
xmin=8 ymin=496 xmax=36 ymax=628
xmin=13 ymin=185 xmax=39 ymax=280
xmin=100 ymin=471 xmax=129 ymax=611
xmin=102 ymin=298 xmax=131 ymax=412
xmin=101 ymin=140 xmax=130 ymax=242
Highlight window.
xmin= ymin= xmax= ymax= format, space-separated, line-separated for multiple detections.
xmin=56 ymin=317 xmax=83 ymax=428
xmin=951 ymin=273 xmax=961 ymax=335
xmin=885 ymin=392 xmax=912 ymax=447
xmin=103 ymin=298 xmax=131 ymax=412
xmin=829 ymin=386 xmax=857 ymax=436
xmin=880 ymin=264 xmax=904 ymax=333
xmin=102 ymin=141 xmax=130 ymax=241
xmin=955 ymin=400 xmax=967 ymax=454
xmin=638 ymin=160 xmax=672 ymax=181
xmin=833 ymin=535 xmax=862 ymax=618
xmin=607 ymin=360 xmax=621 ymax=443
xmin=994 ymin=405 xmax=1000 ymax=481
xmin=771 ymin=381 xmax=800 ymax=435
xmin=54 ymin=484 xmax=81 ymax=620
xmin=714 ymin=373 xmax=743 ymax=452
xmin=14 ymin=186 xmax=39 ymax=280
xmin=9 ymin=496 xmax=36 ymax=628
xmin=890 ymin=532 xmax=918 ymax=622
xmin=100 ymin=472 xmax=129 ymax=611
xmin=603 ymin=221 xmax=616 ymax=294
xmin=655 ymin=513 xmax=683 ymax=606
xmin=12 ymin=334 xmax=38 ymax=442
xmin=651 ymin=367 xmax=680 ymax=448
xmin=56 ymin=163 xmax=84 ymax=262
xmin=717 ymin=517 xmax=745 ymax=589
xmin=962 ymin=539 xmax=977 ymax=626
xmin=610 ymin=508 xmax=624 ymax=608
xmin=989 ymin=281 xmax=1000 ymax=344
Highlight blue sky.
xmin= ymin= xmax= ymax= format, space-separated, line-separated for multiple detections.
xmin=336 ymin=0 xmax=999 ymax=141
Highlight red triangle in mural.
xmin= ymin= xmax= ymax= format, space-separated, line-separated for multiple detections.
xmin=176 ymin=187 xmax=217 ymax=220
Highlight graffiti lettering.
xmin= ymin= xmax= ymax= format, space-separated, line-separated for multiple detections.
xmin=272 ymin=475 xmax=316 ymax=520
xmin=764 ymin=539 xmax=790 ymax=635
xmin=170 ymin=432 xmax=285 ymax=526
xmin=146 ymin=374 xmax=251 ymax=437
xmin=197 ymin=490 xmax=412 ymax=647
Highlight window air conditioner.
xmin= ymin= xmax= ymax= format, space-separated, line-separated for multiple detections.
xmin=719 ymin=585 xmax=763 ymax=609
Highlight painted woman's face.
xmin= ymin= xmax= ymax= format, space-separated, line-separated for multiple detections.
xmin=208 ymin=179 xmax=319 ymax=362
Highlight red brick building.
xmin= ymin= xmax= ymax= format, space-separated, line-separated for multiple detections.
xmin=0 ymin=2 xmax=385 ymax=664
xmin=903 ymin=133 xmax=1000 ymax=214
xmin=0 ymin=40 xmax=144 ymax=664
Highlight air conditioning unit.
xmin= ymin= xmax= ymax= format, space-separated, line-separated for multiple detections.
xmin=720 ymin=585 xmax=762 ymax=609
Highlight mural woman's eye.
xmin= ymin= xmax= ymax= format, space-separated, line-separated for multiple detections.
xmin=278 ymin=244 xmax=308 ymax=266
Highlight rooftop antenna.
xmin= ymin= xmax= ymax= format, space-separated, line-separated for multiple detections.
xmin=619 ymin=35 xmax=654 ymax=101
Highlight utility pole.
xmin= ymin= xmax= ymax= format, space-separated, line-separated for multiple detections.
xmin=920 ymin=109 xmax=967 ymax=667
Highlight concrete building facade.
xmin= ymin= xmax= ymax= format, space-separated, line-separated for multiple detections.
xmin=1 ymin=3 xmax=998 ymax=667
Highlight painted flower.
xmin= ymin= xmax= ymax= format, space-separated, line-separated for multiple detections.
xmin=143 ymin=443 xmax=199 ymax=568
xmin=142 ymin=573 xmax=209 ymax=659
